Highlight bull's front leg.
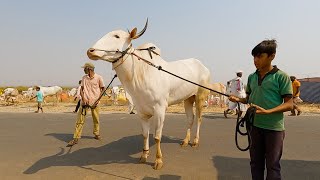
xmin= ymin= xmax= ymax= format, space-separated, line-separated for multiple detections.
xmin=154 ymin=138 xmax=163 ymax=170
xmin=153 ymin=106 xmax=166 ymax=170
xmin=139 ymin=116 xmax=151 ymax=163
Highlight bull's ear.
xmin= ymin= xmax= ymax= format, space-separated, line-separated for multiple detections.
xmin=130 ymin=28 xmax=137 ymax=39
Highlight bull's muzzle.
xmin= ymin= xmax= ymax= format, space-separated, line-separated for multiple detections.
xmin=87 ymin=48 xmax=100 ymax=60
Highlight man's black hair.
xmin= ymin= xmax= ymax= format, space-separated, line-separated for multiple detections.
xmin=251 ymin=39 xmax=277 ymax=57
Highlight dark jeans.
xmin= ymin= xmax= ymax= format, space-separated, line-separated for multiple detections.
xmin=249 ymin=126 xmax=285 ymax=180
xmin=74 ymin=100 xmax=81 ymax=112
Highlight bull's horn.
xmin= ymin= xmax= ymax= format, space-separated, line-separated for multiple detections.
xmin=131 ymin=18 xmax=148 ymax=39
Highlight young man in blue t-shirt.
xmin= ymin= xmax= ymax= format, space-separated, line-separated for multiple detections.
xmin=31 ymin=86 xmax=44 ymax=113
xmin=229 ymin=40 xmax=293 ymax=180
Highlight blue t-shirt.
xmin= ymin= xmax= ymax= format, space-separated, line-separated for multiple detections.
xmin=36 ymin=91 xmax=44 ymax=102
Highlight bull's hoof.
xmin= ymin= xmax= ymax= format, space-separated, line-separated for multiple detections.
xmin=191 ymin=142 xmax=199 ymax=148
xmin=139 ymin=156 xmax=147 ymax=163
xmin=180 ymin=141 xmax=189 ymax=147
xmin=153 ymin=159 xmax=163 ymax=170
xmin=139 ymin=150 xmax=149 ymax=163
xmin=191 ymin=138 xmax=199 ymax=148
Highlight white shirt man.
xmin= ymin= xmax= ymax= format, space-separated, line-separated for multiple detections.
xmin=224 ymin=70 xmax=247 ymax=118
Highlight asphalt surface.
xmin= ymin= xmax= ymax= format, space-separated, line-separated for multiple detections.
xmin=0 ymin=112 xmax=319 ymax=180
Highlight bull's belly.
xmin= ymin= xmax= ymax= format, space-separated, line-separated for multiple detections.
xmin=167 ymin=90 xmax=197 ymax=106
xmin=133 ymin=94 xmax=189 ymax=115
xmin=133 ymin=99 xmax=160 ymax=116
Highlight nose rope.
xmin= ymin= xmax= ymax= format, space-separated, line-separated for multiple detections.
xmin=112 ymin=48 xmax=135 ymax=70
xmin=92 ymin=44 xmax=132 ymax=63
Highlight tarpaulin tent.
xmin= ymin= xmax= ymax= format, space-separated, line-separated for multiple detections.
xmin=299 ymin=77 xmax=320 ymax=104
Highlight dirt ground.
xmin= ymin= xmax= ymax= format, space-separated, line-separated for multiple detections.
xmin=0 ymin=102 xmax=319 ymax=179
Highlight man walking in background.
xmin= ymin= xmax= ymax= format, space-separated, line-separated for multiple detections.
xmin=30 ymin=86 xmax=44 ymax=113
xmin=290 ymin=76 xmax=302 ymax=116
xmin=73 ymin=80 xmax=82 ymax=113
xmin=224 ymin=70 xmax=247 ymax=118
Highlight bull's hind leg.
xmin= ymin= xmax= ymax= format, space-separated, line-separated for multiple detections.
xmin=192 ymin=88 xmax=209 ymax=147
xmin=181 ymin=95 xmax=195 ymax=147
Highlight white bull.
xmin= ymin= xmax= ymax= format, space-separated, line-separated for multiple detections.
xmin=68 ymin=88 xmax=77 ymax=97
xmin=2 ymin=88 xmax=19 ymax=103
xmin=111 ymin=86 xmax=120 ymax=105
xmin=87 ymin=20 xmax=211 ymax=169
xmin=22 ymin=87 xmax=34 ymax=99
xmin=33 ymin=86 xmax=62 ymax=103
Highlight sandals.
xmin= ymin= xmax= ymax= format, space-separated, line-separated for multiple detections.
xmin=66 ymin=138 xmax=78 ymax=147
xmin=94 ymin=135 xmax=102 ymax=140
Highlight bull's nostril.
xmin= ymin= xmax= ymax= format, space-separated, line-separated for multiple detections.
xmin=89 ymin=48 xmax=95 ymax=52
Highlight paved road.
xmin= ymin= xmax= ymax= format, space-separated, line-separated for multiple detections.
xmin=0 ymin=112 xmax=319 ymax=180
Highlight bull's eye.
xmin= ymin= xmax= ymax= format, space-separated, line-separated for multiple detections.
xmin=114 ymin=35 xmax=120 ymax=39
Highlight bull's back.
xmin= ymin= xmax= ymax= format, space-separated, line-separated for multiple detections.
xmin=41 ymin=86 xmax=62 ymax=96
xmin=165 ymin=58 xmax=211 ymax=105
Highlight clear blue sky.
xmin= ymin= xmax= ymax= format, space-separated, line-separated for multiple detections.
xmin=1 ymin=0 xmax=319 ymax=87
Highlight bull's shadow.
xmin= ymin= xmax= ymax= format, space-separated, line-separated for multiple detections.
xmin=44 ymin=133 xmax=94 ymax=143
xmin=203 ymin=113 xmax=225 ymax=119
xmin=213 ymin=156 xmax=320 ymax=180
xmin=142 ymin=174 xmax=181 ymax=180
xmin=24 ymin=134 xmax=181 ymax=174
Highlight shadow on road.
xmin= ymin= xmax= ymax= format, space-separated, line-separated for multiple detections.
xmin=213 ymin=156 xmax=320 ymax=180
xmin=24 ymin=134 xmax=181 ymax=175
xmin=203 ymin=113 xmax=225 ymax=119
xmin=45 ymin=133 xmax=94 ymax=143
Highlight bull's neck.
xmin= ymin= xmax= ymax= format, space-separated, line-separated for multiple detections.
xmin=112 ymin=48 xmax=136 ymax=84
xmin=113 ymin=49 xmax=151 ymax=92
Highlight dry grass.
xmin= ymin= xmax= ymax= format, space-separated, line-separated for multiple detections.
xmin=299 ymin=103 xmax=320 ymax=113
